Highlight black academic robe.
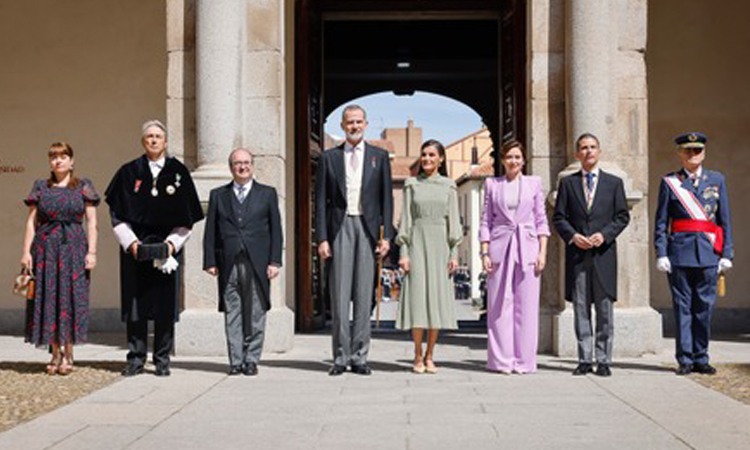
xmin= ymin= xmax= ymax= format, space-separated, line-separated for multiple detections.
xmin=105 ymin=155 xmax=204 ymax=322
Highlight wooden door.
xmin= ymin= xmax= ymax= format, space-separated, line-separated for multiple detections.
xmin=295 ymin=0 xmax=325 ymax=331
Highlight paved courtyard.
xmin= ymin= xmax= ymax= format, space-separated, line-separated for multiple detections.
xmin=1 ymin=329 xmax=750 ymax=450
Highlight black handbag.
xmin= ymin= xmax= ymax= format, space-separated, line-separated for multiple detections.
xmin=137 ymin=236 xmax=169 ymax=261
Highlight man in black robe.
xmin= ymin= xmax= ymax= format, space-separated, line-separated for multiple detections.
xmin=105 ymin=120 xmax=203 ymax=377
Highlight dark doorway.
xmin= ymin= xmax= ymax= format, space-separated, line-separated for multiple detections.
xmin=295 ymin=0 xmax=526 ymax=331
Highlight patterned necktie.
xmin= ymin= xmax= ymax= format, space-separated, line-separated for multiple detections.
xmin=586 ymin=172 xmax=594 ymax=192
xmin=350 ymin=148 xmax=359 ymax=171
xmin=237 ymin=185 xmax=246 ymax=203
xmin=585 ymin=172 xmax=595 ymax=210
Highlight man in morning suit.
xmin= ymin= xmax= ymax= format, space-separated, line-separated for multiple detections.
xmin=654 ymin=132 xmax=733 ymax=376
xmin=553 ymin=133 xmax=630 ymax=377
xmin=203 ymin=148 xmax=283 ymax=376
xmin=315 ymin=104 xmax=394 ymax=376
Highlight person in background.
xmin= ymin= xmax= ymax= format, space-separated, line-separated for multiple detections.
xmin=20 ymin=142 xmax=99 ymax=375
xmin=396 ymin=139 xmax=462 ymax=374
xmin=479 ymin=140 xmax=550 ymax=374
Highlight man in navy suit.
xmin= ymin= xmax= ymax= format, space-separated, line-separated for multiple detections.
xmin=315 ymin=104 xmax=393 ymax=376
xmin=654 ymin=132 xmax=733 ymax=375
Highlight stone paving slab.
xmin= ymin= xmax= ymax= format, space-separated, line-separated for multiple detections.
xmin=1 ymin=332 xmax=750 ymax=450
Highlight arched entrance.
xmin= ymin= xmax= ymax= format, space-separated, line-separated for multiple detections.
xmin=294 ymin=0 xmax=527 ymax=331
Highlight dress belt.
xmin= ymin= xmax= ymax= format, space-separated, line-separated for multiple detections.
xmin=413 ymin=218 xmax=445 ymax=225
xmin=39 ymin=219 xmax=78 ymax=245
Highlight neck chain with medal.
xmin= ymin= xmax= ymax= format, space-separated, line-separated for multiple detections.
xmin=150 ymin=161 xmax=162 ymax=197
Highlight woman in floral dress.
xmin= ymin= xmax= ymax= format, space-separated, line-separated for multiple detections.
xmin=20 ymin=142 xmax=99 ymax=375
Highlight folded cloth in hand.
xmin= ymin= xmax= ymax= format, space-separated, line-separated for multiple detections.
xmin=154 ymin=255 xmax=180 ymax=274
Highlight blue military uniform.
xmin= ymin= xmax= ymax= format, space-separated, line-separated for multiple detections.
xmin=654 ymin=132 xmax=733 ymax=373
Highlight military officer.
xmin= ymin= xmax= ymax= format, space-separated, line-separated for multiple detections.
xmin=654 ymin=132 xmax=733 ymax=376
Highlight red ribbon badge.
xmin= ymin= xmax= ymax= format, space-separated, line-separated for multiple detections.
xmin=134 ymin=179 xmax=142 ymax=193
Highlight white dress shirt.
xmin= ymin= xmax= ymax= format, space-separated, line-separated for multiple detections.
xmin=344 ymin=140 xmax=365 ymax=215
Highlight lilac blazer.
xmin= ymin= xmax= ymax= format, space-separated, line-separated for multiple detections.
xmin=479 ymin=175 xmax=551 ymax=267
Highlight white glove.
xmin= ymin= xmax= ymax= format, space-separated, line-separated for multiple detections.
xmin=718 ymin=258 xmax=733 ymax=274
xmin=153 ymin=256 xmax=180 ymax=274
xmin=656 ymin=257 xmax=672 ymax=274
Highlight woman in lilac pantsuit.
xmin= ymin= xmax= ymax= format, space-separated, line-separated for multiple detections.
xmin=479 ymin=141 xmax=550 ymax=374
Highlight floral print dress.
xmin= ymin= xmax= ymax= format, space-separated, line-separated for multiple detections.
xmin=24 ymin=178 xmax=99 ymax=347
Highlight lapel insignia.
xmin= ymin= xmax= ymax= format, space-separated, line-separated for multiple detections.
xmin=134 ymin=179 xmax=142 ymax=193
xmin=175 ymin=173 xmax=181 ymax=188
xmin=166 ymin=185 xmax=176 ymax=195
xmin=371 ymin=156 xmax=376 ymax=169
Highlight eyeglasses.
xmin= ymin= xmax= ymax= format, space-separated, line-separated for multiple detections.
xmin=231 ymin=161 xmax=253 ymax=167
xmin=680 ymin=147 xmax=704 ymax=155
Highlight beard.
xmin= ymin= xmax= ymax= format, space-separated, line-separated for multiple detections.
xmin=346 ymin=130 xmax=363 ymax=143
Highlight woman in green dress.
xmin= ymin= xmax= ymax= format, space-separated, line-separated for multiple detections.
xmin=396 ymin=139 xmax=462 ymax=374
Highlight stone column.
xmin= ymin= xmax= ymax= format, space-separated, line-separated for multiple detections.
xmin=174 ymin=0 xmax=244 ymax=355
xmin=566 ymin=0 xmax=615 ymax=150
xmin=243 ymin=0 xmax=294 ymax=352
xmin=552 ymin=0 xmax=662 ymax=357
xmin=174 ymin=0 xmax=293 ymax=355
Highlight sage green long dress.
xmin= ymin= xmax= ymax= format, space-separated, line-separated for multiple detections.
xmin=396 ymin=175 xmax=463 ymax=330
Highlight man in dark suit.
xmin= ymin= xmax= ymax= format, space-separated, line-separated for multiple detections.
xmin=553 ymin=133 xmax=630 ymax=377
xmin=315 ymin=104 xmax=394 ymax=376
xmin=203 ymin=148 xmax=283 ymax=376
xmin=654 ymin=132 xmax=733 ymax=376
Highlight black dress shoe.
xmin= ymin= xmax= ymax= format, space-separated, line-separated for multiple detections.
xmin=121 ymin=364 xmax=144 ymax=377
xmin=228 ymin=366 xmax=243 ymax=376
xmin=595 ymin=364 xmax=612 ymax=377
xmin=243 ymin=363 xmax=258 ymax=376
xmin=154 ymin=366 xmax=171 ymax=377
xmin=676 ymin=364 xmax=693 ymax=375
xmin=350 ymin=364 xmax=372 ymax=375
xmin=572 ymin=363 xmax=593 ymax=376
xmin=328 ymin=364 xmax=346 ymax=376
xmin=692 ymin=363 xmax=717 ymax=375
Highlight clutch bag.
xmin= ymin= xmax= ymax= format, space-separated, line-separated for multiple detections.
xmin=13 ymin=268 xmax=35 ymax=299
xmin=137 ymin=236 xmax=169 ymax=261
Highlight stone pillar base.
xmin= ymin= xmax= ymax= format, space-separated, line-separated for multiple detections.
xmin=264 ymin=306 xmax=295 ymax=352
xmin=552 ymin=305 xmax=664 ymax=358
xmin=175 ymin=307 xmax=295 ymax=356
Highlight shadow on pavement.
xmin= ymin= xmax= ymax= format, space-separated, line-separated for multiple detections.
xmin=0 ymin=361 xmax=123 ymax=374
xmin=370 ymin=329 xmax=488 ymax=351
xmin=544 ymin=358 xmax=675 ymax=374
